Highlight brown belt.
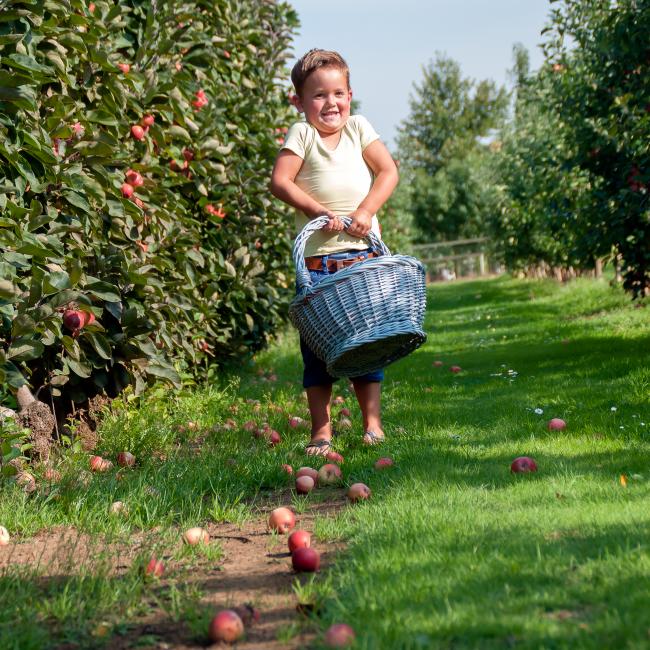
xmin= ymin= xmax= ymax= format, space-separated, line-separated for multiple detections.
xmin=304 ymin=251 xmax=377 ymax=273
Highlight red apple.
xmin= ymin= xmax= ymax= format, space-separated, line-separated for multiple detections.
xmin=347 ymin=482 xmax=371 ymax=502
xmin=288 ymin=416 xmax=305 ymax=428
xmin=141 ymin=114 xmax=155 ymax=127
xmin=125 ymin=169 xmax=144 ymax=187
xmin=208 ymin=610 xmax=244 ymax=643
xmin=332 ymin=395 xmax=345 ymax=405
xmin=296 ymin=467 xmax=318 ymax=483
xmin=374 ymin=457 xmax=394 ymax=470
xmin=339 ymin=407 xmax=351 ymax=417
xmin=288 ymin=529 xmax=311 ymax=553
xmin=295 ymin=475 xmax=314 ymax=494
xmin=63 ymin=309 xmax=85 ymax=331
xmin=83 ymin=311 xmax=95 ymax=326
xmin=281 ymin=464 xmax=293 ymax=475
xmin=130 ymin=125 xmax=145 ymax=140
xmin=268 ymin=430 xmax=281 ymax=447
xmin=242 ymin=420 xmax=257 ymax=431
xmin=0 ymin=526 xmax=10 ymax=546
xmin=117 ymin=451 xmax=135 ymax=467
xmin=326 ymin=451 xmax=344 ymax=464
xmin=292 ymin=547 xmax=320 ymax=572
xmin=268 ymin=507 xmax=295 ymax=534
xmin=433 ymin=360 xmax=443 ymax=367
xmin=324 ymin=623 xmax=356 ymax=647
xmin=318 ymin=463 xmax=342 ymax=486
xmin=183 ymin=527 xmax=209 ymax=546
xmin=182 ymin=148 xmax=194 ymax=161
xmin=510 ymin=456 xmax=538 ymax=473
xmin=89 ymin=455 xmax=112 ymax=472
xmin=43 ymin=467 xmax=61 ymax=482
xmin=121 ymin=182 xmax=134 ymax=198
xmin=144 ymin=556 xmax=164 ymax=578
xmin=117 ymin=62 xmax=130 ymax=74
xmin=450 ymin=365 xmax=462 ymax=373
xmin=547 ymin=418 xmax=566 ymax=431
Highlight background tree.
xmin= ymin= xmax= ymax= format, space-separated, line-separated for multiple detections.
xmin=396 ymin=54 xmax=509 ymax=241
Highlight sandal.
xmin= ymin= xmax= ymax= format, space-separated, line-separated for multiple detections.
xmin=362 ymin=430 xmax=385 ymax=446
xmin=304 ymin=438 xmax=333 ymax=456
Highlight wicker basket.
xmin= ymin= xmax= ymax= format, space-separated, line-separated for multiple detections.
xmin=289 ymin=216 xmax=427 ymax=377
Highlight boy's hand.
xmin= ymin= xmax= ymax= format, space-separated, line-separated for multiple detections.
xmin=346 ymin=208 xmax=373 ymax=237
xmin=313 ymin=206 xmax=345 ymax=232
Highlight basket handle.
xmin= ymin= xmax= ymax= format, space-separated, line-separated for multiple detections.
xmin=293 ymin=215 xmax=391 ymax=292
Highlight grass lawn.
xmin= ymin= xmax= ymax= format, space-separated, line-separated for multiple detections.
xmin=267 ymin=275 xmax=648 ymax=649
xmin=0 ymin=274 xmax=648 ymax=648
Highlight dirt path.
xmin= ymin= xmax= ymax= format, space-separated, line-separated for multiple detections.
xmin=2 ymin=493 xmax=348 ymax=649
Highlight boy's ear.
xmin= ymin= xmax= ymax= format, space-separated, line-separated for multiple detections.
xmin=290 ymin=93 xmax=303 ymax=113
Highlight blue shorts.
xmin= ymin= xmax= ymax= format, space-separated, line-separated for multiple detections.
xmin=297 ymin=249 xmax=385 ymax=389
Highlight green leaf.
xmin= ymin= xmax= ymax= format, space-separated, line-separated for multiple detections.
xmin=7 ymin=338 xmax=44 ymax=362
xmin=66 ymin=357 xmax=91 ymax=378
xmin=87 ymin=332 xmax=112 ymax=360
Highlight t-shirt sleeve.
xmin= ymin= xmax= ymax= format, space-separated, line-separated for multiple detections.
xmin=281 ymin=121 xmax=309 ymax=159
xmin=353 ymin=115 xmax=381 ymax=150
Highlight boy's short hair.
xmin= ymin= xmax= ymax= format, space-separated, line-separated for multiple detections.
xmin=291 ymin=49 xmax=350 ymax=97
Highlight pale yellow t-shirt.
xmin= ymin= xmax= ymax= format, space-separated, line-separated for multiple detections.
xmin=282 ymin=114 xmax=382 ymax=257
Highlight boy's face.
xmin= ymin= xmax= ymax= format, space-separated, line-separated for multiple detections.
xmin=293 ymin=66 xmax=352 ymax=136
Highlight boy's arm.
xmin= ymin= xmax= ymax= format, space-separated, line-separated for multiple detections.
xmin=347 ymin=140 xmax=399 ymax=238
xmin=270 ymin=150 xmax=344 ymax=233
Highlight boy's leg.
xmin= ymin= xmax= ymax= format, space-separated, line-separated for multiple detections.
xmin=305 ymin=384 xmax=334 ymax=455
xmin=351 ymin=379 xmax=385 ymax=444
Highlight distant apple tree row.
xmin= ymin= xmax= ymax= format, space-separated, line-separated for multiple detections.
xmin=0 ymin=0 xmax=298 ymax=417
xmin=394 ymin=0 xmax=648 ymax=298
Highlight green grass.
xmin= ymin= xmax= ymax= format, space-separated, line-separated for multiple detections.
xmin=1 ymin=275 xmax=648 ymax=648
xmin=260 ymin=275 xmax=649 ymax=650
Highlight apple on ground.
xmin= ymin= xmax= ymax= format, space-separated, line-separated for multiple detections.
xmin=232 ymin=603 xmax=260 ymax=627
xmin=208 ymin=609 xmax=244 ymax=643
xmin=89 ymin=455 xmax=112 ymax=473
xmin=324 ymin=623 xmax=356 ymax=647
xmin=110 ymin=501 xmax=128 ymax=515
xmin=295 ymin=475 xmax=315 ymax=494
xmin=44 ymin=467 xmax=62 ymax=482
xmin=296 ymin=467 xmax=318 ymax=483
xmin=510 ymin=456 xmax=538 ymax=473
xmin=0 ymin=526 xmax=10 ymax=545
xmin=339 ymin=407 xmax=351 ymax=417
xmin=347 ymin=482 xmax=371 ymax=502
xmin=374 ymin=457 xmax=394 ymax=470
xmin=326 ymin=451 xmax=344 ymax=464
xmin=292 ymin=547 xmax=320 ymax=572
xmin=288 ymin=416 xmax=305 ymax=428
xmin=450 ymin=365 xmax=462 ymax=373
xmin=281 ymin=464 xmax=293 ymax=475
xmin=144 ymin=556 xmax=164 ymax=578
xmin=183 ymin=527 xmax=209 ymax=546
xmin=117 ymin=451 xmax=135 ymax=467
xmin=433 ymin=360 xmax=444 ymax=367
xmin=318 ymin=463 xmax=342 ymax=486
xmin=268 ymin=507 xmax=295 ymax=533
xmin=547 ymin=418 xmax=566 ymax=431
xmin=268 ymin=430 xmax=281 ymax=446
xmin=288 ymin=529 xmax=311 ymax=553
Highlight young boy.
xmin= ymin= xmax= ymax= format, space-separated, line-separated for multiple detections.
xmin=270 ymin=49 xmax=399 ymax=456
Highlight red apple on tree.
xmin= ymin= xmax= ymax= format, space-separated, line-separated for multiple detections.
xmin=121 ymin=182 xmax=134 ymax=198
xmin=141 ymin=114 xmax=155 ymax=127
xmin=117 ymin=62 xmax=130 ymax=74
xmin=130 ymin=125 xmax=145 ymax=140
xmin=125 ymin=170 xmax=144 ymax=187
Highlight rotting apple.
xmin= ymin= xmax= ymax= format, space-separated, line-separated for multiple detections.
xmin=43 ymin=467 xmax=61 ymax=482
xmin=117 ymin=451 xmax=136 ymax=468
xmin=296 ymin=467 xmax=318 ymax=483
xmin=292 ymin=546 xmax=320 ymax=572
xmin=347 ymin=482 xmax=371 ymax=502
xmin=288 ymin=529 xmax=311 ymax=553
xmin=232 ymin=603 xmax=261 ymax=627
xmin=208 ymin=610 xmax=244 ymax=644
xmin=295 ymin=475 xmax=314 ymax=494
xmin=547 ymin=418 xmax=566 ymax=431
xmin=15 ymin=471 xmax=36 ymax=493
xmin=110 ymin=501 xmax=128 ymax=515
xmin=317 ymin=463 xmax=342 ymax=486
xmin=281 ymin=464 xmax=293 ymax=475
xmin=374 ymin=457 xmax=394 ymax=470
xmin=268 ymin=507 xmax=295 ymax=534
xmin=324 ymin=623 xmax=356 ymax=647
xmin=183 ymin=527 xmax=209 ymax=546
xmin=510 ymin=456 xmax=538 ymax=473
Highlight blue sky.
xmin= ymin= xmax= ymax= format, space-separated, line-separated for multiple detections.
xmin=286 ymin=0 xmax=552 ymax=149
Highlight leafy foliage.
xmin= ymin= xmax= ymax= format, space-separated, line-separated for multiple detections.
xmin=396 ymin=54 xmax=508 ymax=241
xmin=493 ymin=0 xmax=650 ymax=296
xmin=0 ymin=0 xmax=298 ymax=409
